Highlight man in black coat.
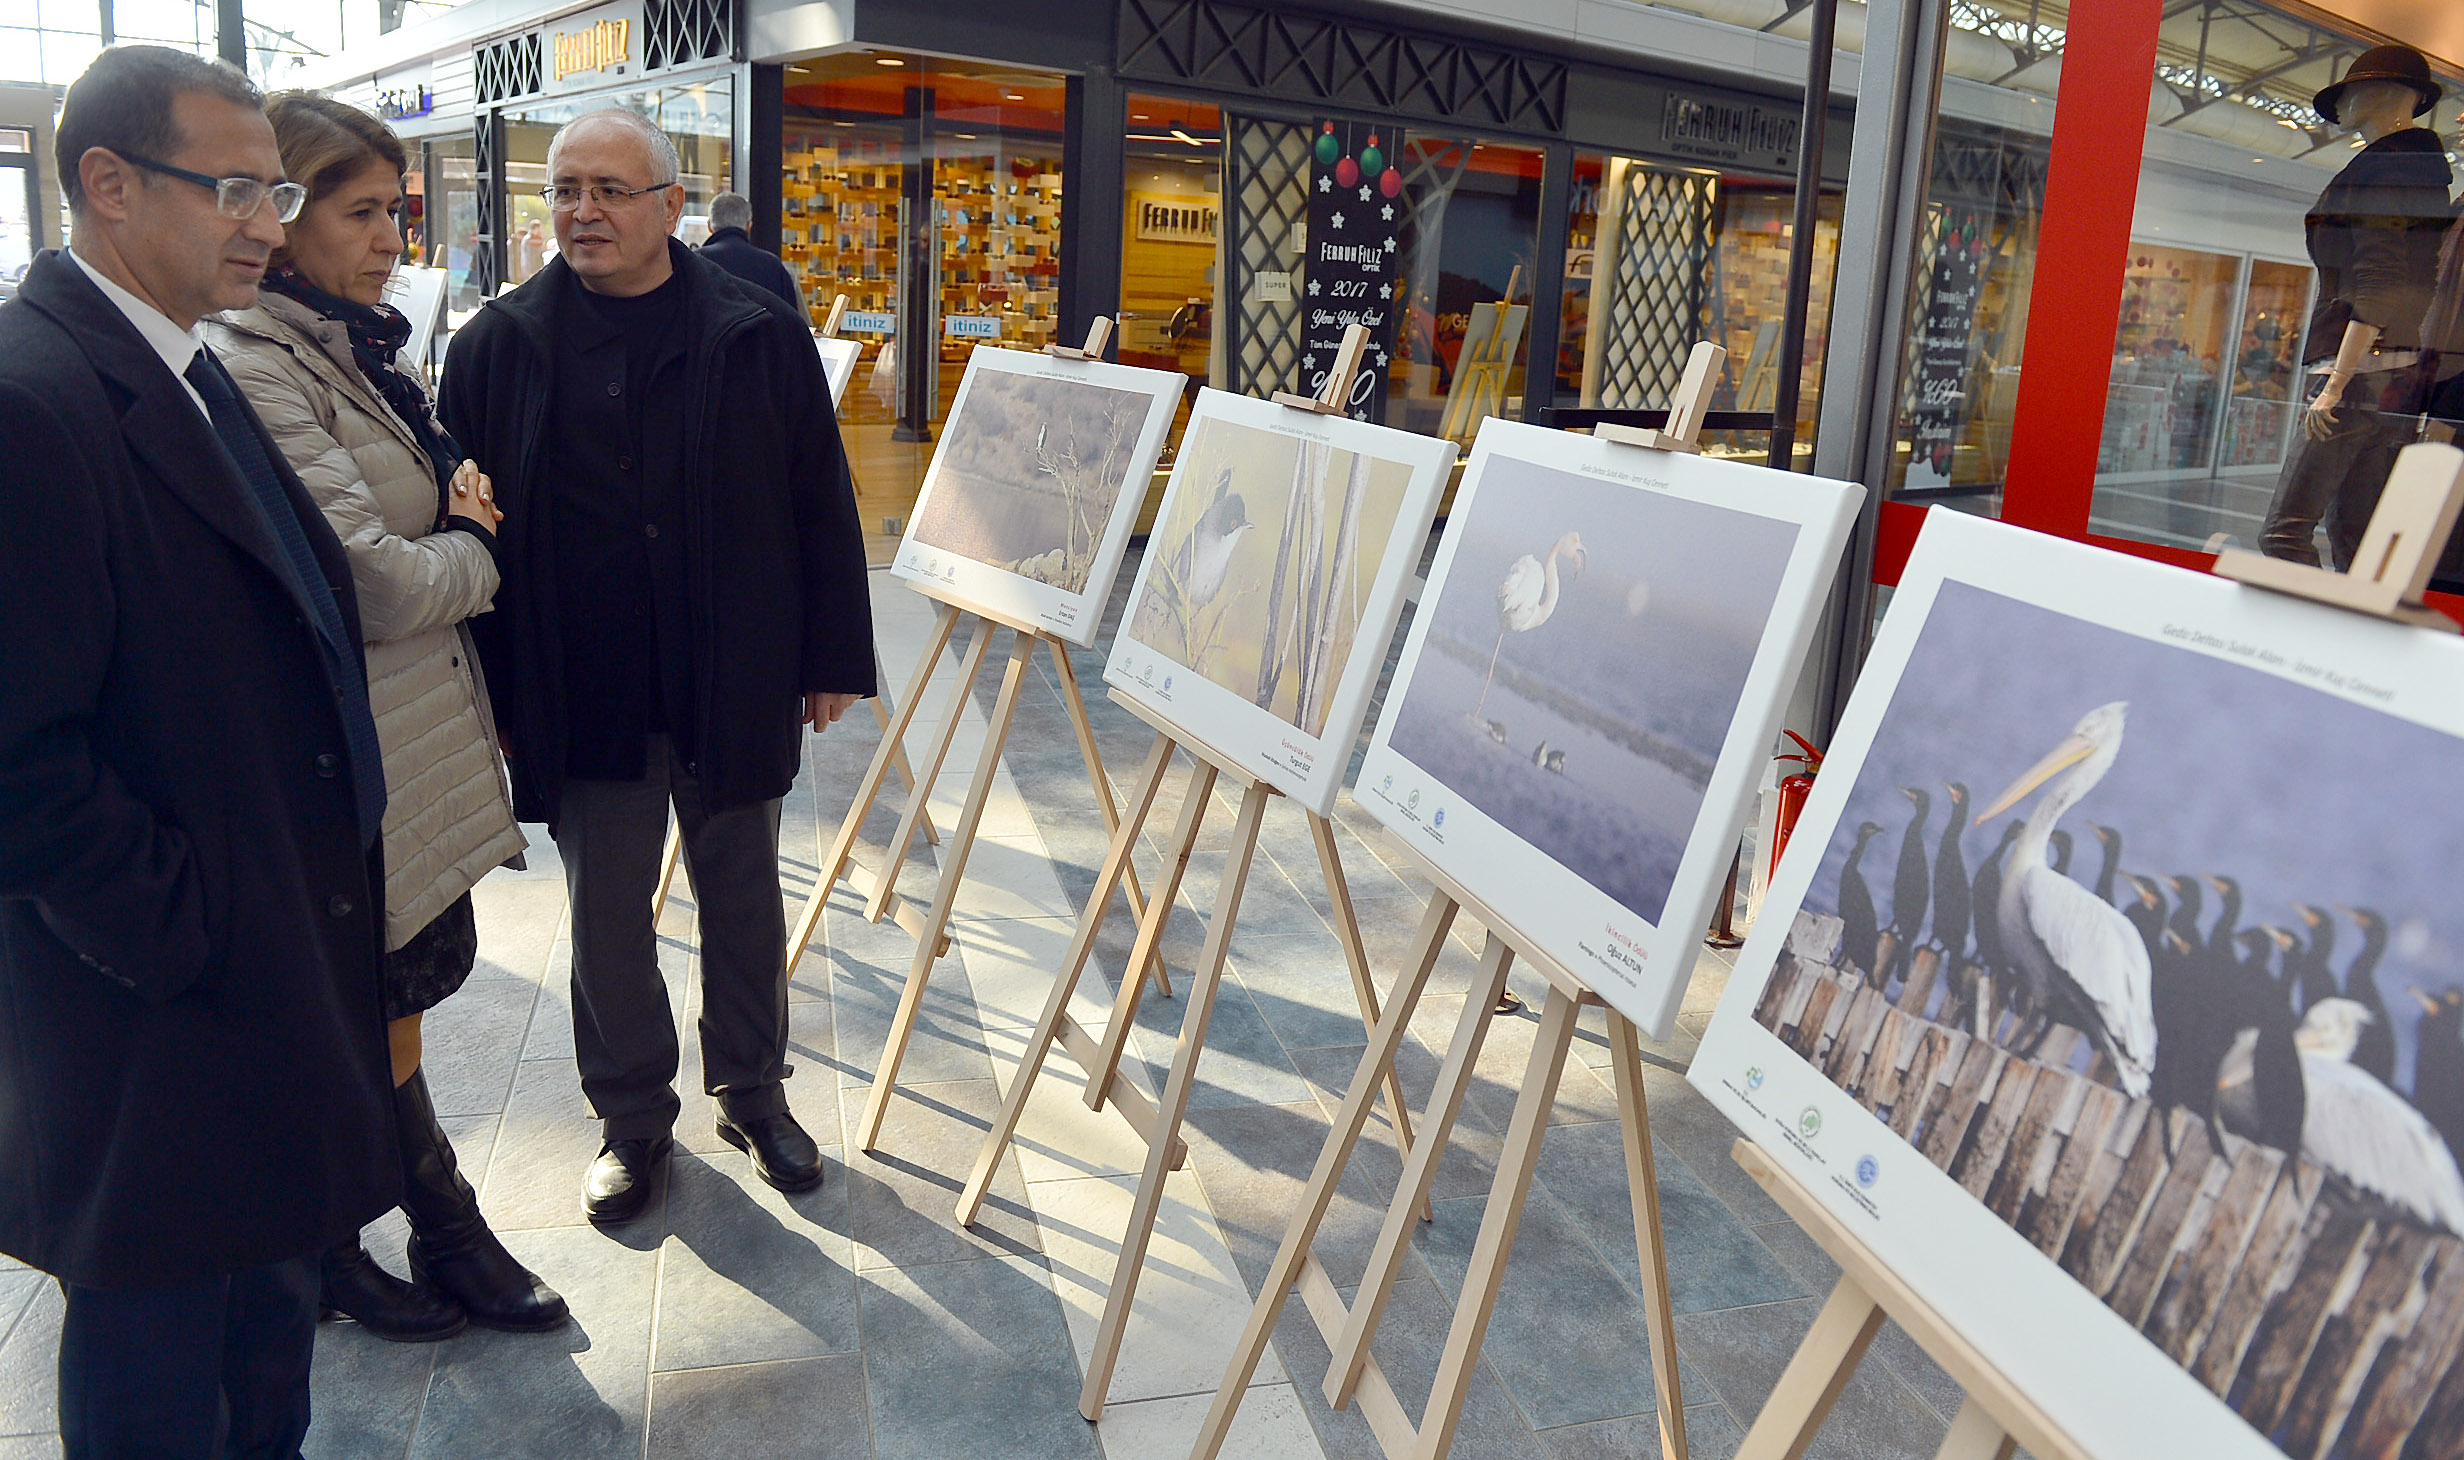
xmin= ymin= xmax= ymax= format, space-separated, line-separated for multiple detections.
xmin=440 ymin=110 xmax=875 ymax=1226
xmin=0 ymin=46 xmax=397 ymax=1457
xmin=696 ymin=190 xmax=800 ymax=311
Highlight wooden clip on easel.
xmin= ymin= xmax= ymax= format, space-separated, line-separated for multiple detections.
xmin=958 ymin=334 xmax=1428 ymax=1423
xmin=653 ymin=292 xmax=921 ymax=925
xmin=1272 ymin=321 xmax=1372 ymax=415
xmin=1592 ymin=339 xmax=1727 ymax=454
xmin=2213 ymin=441 xmax=2464 ymax=633
xmin=1724 ymin=1139 xmax=2086 ymax=1460
xmin=1046 ymin=315 xmax=1114 ymax=362
xmin=1191 ymin=854 xmax=1689 ymax=1460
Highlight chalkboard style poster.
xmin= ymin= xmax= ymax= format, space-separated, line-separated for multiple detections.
xmin=1903 ymin=209 xmax=1987 ymax=494
xmin=1106 ymin=389 xmax=1455 ymax=813
xmin=1696 ymin=508 xmax=2464 ymax=1460
xmin=1302 ymin=119 xmax=1404 ymax=422
xmin=1357 ymin=419 xmax=1860 ymax=1034
xmin=893 ymin=345 xmax=1185 ymax=645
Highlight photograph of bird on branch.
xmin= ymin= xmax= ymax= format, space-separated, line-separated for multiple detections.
xmin=1108 ymin=390 xmax=1454 ymax=812
xmin=895 ymin=348 xmax=1185 ymax=642
xmin=1381 ymin=450 xmax=1801 ymax=926
xmin=1747 ymin=569 xmax=2464 ymax=1457
xmin=1127 ymin=413 xmax=1413 ymax=733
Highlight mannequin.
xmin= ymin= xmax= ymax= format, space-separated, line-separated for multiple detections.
xmin=2256 ymin=46 xmax=2452 ymax=569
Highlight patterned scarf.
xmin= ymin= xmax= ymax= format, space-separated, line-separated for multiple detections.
xmin=265 ymin=265 xmax=462 ymax=501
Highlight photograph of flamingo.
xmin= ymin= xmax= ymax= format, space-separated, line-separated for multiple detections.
xmin=1123 ymin=410 xmax=1416 ymax=736
xmin=1106 ymin=389 xmax=1456 ymax=813
xmin=1741 ymin=570 xmax=2464 ymax=1456
xmin=1379 ymin=450 xmax=1802 ymax=925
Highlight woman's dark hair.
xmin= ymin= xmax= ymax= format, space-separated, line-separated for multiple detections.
xmin=56 ymin=45 xmax=262 ymax=213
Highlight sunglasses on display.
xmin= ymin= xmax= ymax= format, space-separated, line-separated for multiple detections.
xmin=114 ymin=151 xmax=307 ymax=223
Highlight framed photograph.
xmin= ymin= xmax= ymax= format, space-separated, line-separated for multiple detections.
xmin=815 ymin=335 xmax=861 ymax=407
xmin=1693 ymin=508 xmax=2464 ymax=1460
xmin=1105 ymin=389 xmax=1457 ymax=813
xmin=892 ymin=346 xmax=1187 ymax=644
xmin=1356 ymin=419 xmax=1859 ymax=1035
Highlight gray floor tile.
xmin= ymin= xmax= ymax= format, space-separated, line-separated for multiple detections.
xmin=409 ymin=1226 xmax=660 ymax=1460
xmin=478 ymin=1059 xmax=664 ymax=1243
xmin=301 ymin=1321 xmax=435 ymax=1460
xmin=1750 ymin=1221 xmax=1964 ymax=1424
xmin=0 ymin=1281 xmax=60 ymax=1437
xmin=1284 ymin=1042 xmax=1508 ymax=1205
xmin=0 ymin=1272 xmax=41 ymax=1351
xmin=860 ymin=1255 xmax=1101 ymax=1460
xmin=1537 ymin=1404 xmax=1744 ymax=1460
xmin=826 ymin=918 xmax=995 ymax=1093
xmin=1278 ymin=1274 xmax=1552 ymax=1460
xmin=419 ymin=977 xmax=537 ymax=1119
xmin=1230 ymin=930 xmax=1395 ymax=1056
xmin=469 ymin=873 xmax=566 ymax=983
xmin=0 ymin=1438 xmax=61 ymax=1460
xmin=648 ymin=1354 xmax=873 ymax=1459
xmin=1533 ymin=1123 xmax=1806 ymax=1317
xmin=837 ymin=1079 xmax=1042 ymax=1271
xmin=1413 ymin=1189 xmax=1694 ymax=1430
xmin=653 ymin=1150 xmax=859 ymax=1372
xmin=1673 ymin=1298 xmax=1948 ymax=1460
xmin=1181 ymin=1101 xmax=1398 ymax=1295
xmin=1636 ymin=1068 xmax=1784 ymax=1227
xmin=1127 ymin=966 xmax=1316 ymax=1112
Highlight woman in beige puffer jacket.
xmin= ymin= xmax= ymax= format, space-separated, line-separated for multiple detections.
xmin=207 ymin=92 xmax=566 ymax=1343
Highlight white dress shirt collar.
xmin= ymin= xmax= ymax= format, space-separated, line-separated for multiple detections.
xmin=61 ymin=247 xmax=210 ymax=419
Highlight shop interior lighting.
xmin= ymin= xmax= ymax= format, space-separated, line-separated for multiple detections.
xmin=876 ymin=56 xmax=905 ymax=66
xmin=1170 ymin=127 xmax=1200 ymax=146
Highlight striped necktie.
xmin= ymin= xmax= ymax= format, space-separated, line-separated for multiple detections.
xmin=185 ymin=346 xmax=388 ymax=850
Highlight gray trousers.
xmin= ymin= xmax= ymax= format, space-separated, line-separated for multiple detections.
xmin=555 ymin=736 xmax=791 ymax=1141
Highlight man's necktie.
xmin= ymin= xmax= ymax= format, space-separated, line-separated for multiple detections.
xmin=185 ymin=347 xmax=389 ymax=851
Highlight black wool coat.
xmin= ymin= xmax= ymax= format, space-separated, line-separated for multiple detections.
xmin=696 ymin=227 xmax=802 ymax=312
xmin=0 ymin=252 xmax=398 ymax=1288
xmin=439 ymin=242 xmax=877 ymax=826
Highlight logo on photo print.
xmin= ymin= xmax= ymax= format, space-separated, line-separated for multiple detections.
xmin=1796 ymin=1106 xmax=1822 ymax=1141
xmin=1855 ymin=1155 xmax=1879 ymax=1189
xmin=1432 ymin=808 xmax=1446 ymax=829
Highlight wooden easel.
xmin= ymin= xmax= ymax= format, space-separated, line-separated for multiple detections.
xmin=1188 ymin=362 xmax=1742 ymax=1460
xmin=959 ymin=325 xmax=1425 ymax=1422
xmin=814 ymin=318 xmax=1178 ymax=1154
xmin=652 ymin=295 xmax=931 ymax=925
xmin=1724 ymin=1139 xmax=2087 ymax=1460
xmin=2213 ymin=440 xmax=2464 ymax=633
xmin=1435 ymin=266 xmax=1528 ymax=443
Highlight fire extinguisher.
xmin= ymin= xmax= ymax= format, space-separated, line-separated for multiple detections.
xmin=1768 ymin=730 xmax=1823 ymax=888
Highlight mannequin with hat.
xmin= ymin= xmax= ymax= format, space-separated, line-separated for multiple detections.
xmin=2256 ymin=43 xmax=2454 ymax=570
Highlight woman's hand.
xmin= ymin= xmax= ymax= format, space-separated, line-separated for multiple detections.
xmin=447 ymin=460 xmax=502 ymax=533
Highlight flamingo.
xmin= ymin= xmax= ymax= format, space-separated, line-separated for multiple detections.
xmin=1473 ymin=531 xmax=1584 ymax=721
xmin=1972 ymin=702 xmax=2157 ymax=1098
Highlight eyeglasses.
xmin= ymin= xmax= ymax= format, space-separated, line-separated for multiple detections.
xmin=538 ymin=181 xmax=677 ymax=210
xmin=114 ymin=150 xmax=306 ymax=223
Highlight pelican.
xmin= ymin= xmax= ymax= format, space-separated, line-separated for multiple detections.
xmin=1973 ymin=702 xmax=2156 ymax=1098
xmin=1475 ymin=531 xmax=1584 ymax=720
xmin=2215 ymin=926 xmax=2306 ymax=1155
xmin=1886 ymin=787 xmax=1931 ymax=987
xmin=2411 ymin=987 xmax=2464 ymax=1160
xmin=2336 ymin=907 xmax=2395 ymax=1084
xmin=2087 ymin=824 xmax=2124 ymax=906
xmin=2279 ymin=998 xmax=2464 ymax=1234
xmin=1173 ymin=468 xmax=1254 ymax=608
xmin=1836 ymin=822 xmax=1884 ymax=982
xmin=1932 ymin=783 xmax=1971 ymax=964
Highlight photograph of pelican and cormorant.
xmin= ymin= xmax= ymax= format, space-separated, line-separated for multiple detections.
xmin=1360 ymin=420 xmax=1860 ymax=1033
xmin=1698 ymin=511 xmax=2464 ymax=1459
xmin=1107 ymin=389 xmax=1454 ymax=813
xmin=893 ymin=347 xmax=1184 ymax=643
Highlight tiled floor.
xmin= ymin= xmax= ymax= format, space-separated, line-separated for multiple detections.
xmin=0 ymin=566 xmax=1971 ymax=1460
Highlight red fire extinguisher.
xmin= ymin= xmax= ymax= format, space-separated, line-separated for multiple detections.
xmin=1768 ymin=730 xmax=1823 ymax=888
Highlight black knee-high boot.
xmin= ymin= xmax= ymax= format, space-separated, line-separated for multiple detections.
xmin=396 ymin=1069 xmax=571 ymax=1332
xmin=319 ymin=1235 xmax=466 ymax=1342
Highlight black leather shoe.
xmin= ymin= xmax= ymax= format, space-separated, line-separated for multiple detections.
xmin=394 ymin=1069 xmax=571 ymax=1332
xmin=319 ymin=1240 xmax=466 ymax=1342
xmin=583 ymin=1136 xmax=672 ymax=1225
xmin=716 ymin=1112 xmax=824 ymax=1192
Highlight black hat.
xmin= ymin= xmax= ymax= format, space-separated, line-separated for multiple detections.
xmin=2313 ymin=44 xmax=2444 ymax=124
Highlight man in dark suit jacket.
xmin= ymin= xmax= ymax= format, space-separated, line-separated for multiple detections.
xmin=696 ymin=190 xmax=801 ymax=311
xmin=0 ymin=47 xmax=398 ymax=1458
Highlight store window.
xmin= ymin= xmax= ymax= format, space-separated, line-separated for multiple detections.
xmin=429 ymin=138 xmax=482 ymax=314
xmin=504 ymin=77 xmax=736 ymax=289
xmin=1119 ymin=94 xmax=1221 ymax=458
xmin=1559 ymin=152 xmax=1841 ymax=464
xmin=1385 ymin=135 xmax=1543 ymax=444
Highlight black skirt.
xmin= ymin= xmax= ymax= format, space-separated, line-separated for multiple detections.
xmin=383 ymin=892 xmax=479 ymax=1022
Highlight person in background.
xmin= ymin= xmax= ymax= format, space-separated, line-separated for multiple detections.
xmin=207 ymin=91 xmax=569 ymax=1342
xmin=696 ymin=190 xmax=800 ymax=311
xmin=0 ymin=46 xmax=396 ymax=1454
xmin=440 ymin=109 xmax=875 ymax=1226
